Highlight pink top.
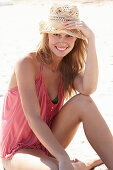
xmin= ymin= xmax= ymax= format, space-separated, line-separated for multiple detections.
xmin=0 ymin=64 xmax=64 ymax=160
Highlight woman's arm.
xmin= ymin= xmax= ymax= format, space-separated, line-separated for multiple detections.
xmin=64 ymin=19 xmax=99 ymax=95
xmin=74 ymin=35 xmax=99 ymax=95
xmin=83 ymin=36 xmax=98 ymax=93
xmin=15 ymin=57 xmax=71 ymax=163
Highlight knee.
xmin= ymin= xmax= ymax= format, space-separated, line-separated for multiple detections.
xmin=70 ymin=94 xmax=97 ymax=119
xmin=71 ymin=94 xmax=94 ymax=108
xmin=77 ymin=94 xmax=94 ymax=105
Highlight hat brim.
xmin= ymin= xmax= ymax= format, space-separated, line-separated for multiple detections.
xmin=39 ymin=21 xmax=86 ymax=40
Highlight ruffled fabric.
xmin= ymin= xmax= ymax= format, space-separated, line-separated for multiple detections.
xmin=0 ymin=64 xmax=64 ymax=160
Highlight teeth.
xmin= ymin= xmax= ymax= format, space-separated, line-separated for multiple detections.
xmin=56 ymin=47 xmax=67 ymax=51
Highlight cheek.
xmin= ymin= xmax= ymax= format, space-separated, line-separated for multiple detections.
xmin=48 ymin=37 xmax=56 ymax=48
xmin=48 ymin=38 xmax=52 ymax=49
xmin=69 ymin=39 xmax=76 ymax=48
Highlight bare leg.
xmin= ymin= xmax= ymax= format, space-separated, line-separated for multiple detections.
xmin=2 ymin=94 xmax=113 ymax=170
xmin=2 ymin=149 xmax=87 ymax=170
xmin=50 ymin=94 xmax=113 ymax=169
xmin=2 ymin=149 xmax=58 ymax=170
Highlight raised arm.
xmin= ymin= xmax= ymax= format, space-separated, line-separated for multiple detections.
xmin=64 ymin=19 xmax=99 ymax=95
xmin=15 ymin=57 xmax=74 ymax=170
xmin=73 ymin=35 xmax=98 ymax=95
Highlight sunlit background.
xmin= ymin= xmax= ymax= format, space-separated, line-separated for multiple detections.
xmin=0 ymin=0 xmax=113 ymax=169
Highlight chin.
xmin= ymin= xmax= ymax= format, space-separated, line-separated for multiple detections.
xmin=54 ymin=53 xmax=67 ymax=58
xmin=53 ymin=50 xmax=71 ymax=58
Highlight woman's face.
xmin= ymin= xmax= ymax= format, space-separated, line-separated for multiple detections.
xmin=48 ymin=33 xmax=77 ymax=58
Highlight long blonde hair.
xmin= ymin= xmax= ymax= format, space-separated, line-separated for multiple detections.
xmin=36 ymin=33 xmax=88 ymax=100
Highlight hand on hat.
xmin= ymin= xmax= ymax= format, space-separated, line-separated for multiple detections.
xmin=63 ymin=18 xmax=94 ymax=41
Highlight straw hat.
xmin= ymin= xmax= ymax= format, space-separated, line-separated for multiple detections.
xmin=39 ymin=3 xmax=86 ymax=40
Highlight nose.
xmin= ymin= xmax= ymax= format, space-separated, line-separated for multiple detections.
xmin=59 ymin=35 xmax=65 ymax=41
xmin=58 ymin=35 xmax=67 ymax=44
xmin=58 ymin=37 xmax=67 ymax=47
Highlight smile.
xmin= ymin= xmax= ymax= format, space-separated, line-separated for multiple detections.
xmin=55 ymin=46 xmax=68 ymax=51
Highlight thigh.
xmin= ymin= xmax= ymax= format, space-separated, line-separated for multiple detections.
xmin=2 ymin=149 xmax=58 ymax=170
xmin=50 ymin=94 xmax=83 ymax=148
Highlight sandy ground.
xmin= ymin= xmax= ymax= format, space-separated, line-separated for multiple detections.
xmin=0 ymin=1 xmax=113 ymax=169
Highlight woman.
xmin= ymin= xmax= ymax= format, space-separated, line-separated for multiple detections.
xmin=1 ymin=3 xmax=113 ymax=170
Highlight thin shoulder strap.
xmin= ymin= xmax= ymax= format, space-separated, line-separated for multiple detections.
xmin=40 ymin=63 xmax=43 ymax=72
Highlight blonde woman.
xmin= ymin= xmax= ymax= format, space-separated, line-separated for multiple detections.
xmin=1 ymin=3 xmax=113 ymax=170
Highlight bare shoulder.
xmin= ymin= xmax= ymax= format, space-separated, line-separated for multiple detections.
xmin=15 ymin=53 xmax=36 ymax=74
xmin=8 ymin=52 xmax=41 ymax=90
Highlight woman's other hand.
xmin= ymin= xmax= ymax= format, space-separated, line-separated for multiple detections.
xmin=63 ymin=18 xmax=94 ymax=40
xmin=59 ymin=158 xmax=74 ymax=170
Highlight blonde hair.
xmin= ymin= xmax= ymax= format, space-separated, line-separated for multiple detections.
xmin=36 ymin=33 xmax=88 ymax=100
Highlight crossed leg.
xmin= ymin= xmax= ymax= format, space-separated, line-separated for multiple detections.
xmin=2 ymin=149 xmax=59 ymax=170
xmin=50 ymin=94 xmax=113 ymax=169
xmin=2 ymin=94 xmax=113 ymax=170
xmin=2 ymin=148 xmax=85 ymax=170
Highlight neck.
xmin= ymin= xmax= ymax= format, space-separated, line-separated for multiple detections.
xmin=50 ymin=55 xmax=63 ymax=72
xmin=50 ymin=57 xmax=62 ymax=72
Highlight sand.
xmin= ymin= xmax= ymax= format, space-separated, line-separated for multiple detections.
xmin=0 ymin=1 xmax=113 ymax=169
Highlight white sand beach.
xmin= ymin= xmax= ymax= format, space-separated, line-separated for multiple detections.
xmin=0 ymin=0 xmax=113 ymax=169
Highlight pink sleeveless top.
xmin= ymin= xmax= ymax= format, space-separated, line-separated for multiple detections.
xmin=0 ymin=64 xmax=64 ymax=160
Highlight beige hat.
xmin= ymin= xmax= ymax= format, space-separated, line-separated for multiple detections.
xmin=39 ymin=3 xmax=86 ymax=40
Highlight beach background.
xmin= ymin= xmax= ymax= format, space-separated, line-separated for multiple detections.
xmin=0 ymin=0 xmax=113 ymax=169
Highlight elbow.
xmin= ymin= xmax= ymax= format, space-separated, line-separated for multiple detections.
xmin=82 ymin=79 xmax=98 ymax=95
xmin=82 ymin=86 xmax=97 ymax=96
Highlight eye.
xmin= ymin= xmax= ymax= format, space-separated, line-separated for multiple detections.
xmin=66 ymin=34 xmax=73 ymax=38
xmin=53 ymin=34 xmax=59 ymax=36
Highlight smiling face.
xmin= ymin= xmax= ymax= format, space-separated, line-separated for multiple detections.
xmin=48 ymin=33 xmax=77 ymax=58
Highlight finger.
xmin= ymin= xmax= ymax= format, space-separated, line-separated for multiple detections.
xmin=63 ymin=19 xmax=84 ymax=28
xmin=64 ymin=23 xmax=83 ymax=27
xmin=63 ymin=21 xmax=75 ymax=26
xmin=64 ymin=18 xmax=86 ymax=27
xmin=64 ymin=17 xmax=80 ymax=23
xmin=74 ymin=158 xmax=80 ymax=162
xmin=65 ymin=20 xmax=81 ymax=25
xmin=64 ymin=22 xmax=85 ymax=28
xmin=64 ymin=17 xmax=78 ymax=20
xmin=64 ymin=24 xmax=83 ymax=29
xmin=71 ymin=159 xmax=80 ymax=162
xmin=64 ymin=17 xmax=82 ymax=23
xmin=64 ymin=23 xmax=76 ymax=28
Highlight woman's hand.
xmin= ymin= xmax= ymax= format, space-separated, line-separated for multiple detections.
xmin=59 ymin=158 xmax=74 ymax=170
xmin=63 ymin=18 xmax=94 ymax=41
